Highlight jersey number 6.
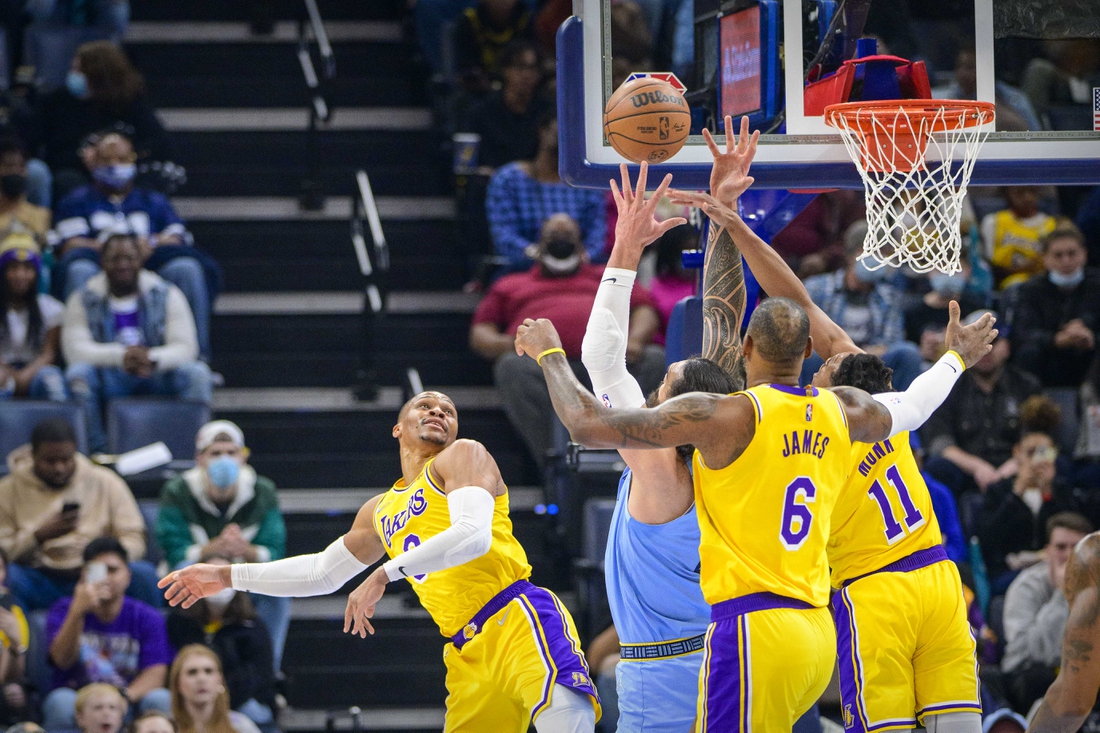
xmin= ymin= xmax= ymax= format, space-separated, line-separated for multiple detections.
xmin=780 ymin=477 xmax=817 ymax=550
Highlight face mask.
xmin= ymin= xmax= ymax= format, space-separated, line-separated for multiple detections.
xmin=929 ymin=271 xmax=966 ymax=296
xmin=1022 ymin=488 xmax=1043 ymax=515
xmin=207 ymin=456 xmax=240 ymax=490
xmin=0 ymin=174 xmax=26 ymax=199
xmin=92 ymin=163 xmax=136 ymax=189
xmin=66 ymin=71 xmax=89 ymax=99
xmin=541 ymin=236 xmax=580 ymax=274
xmin=1049 ymin=268 xmax=1084 ymax=288
xmin=206 ymin=587 xmax=236 ymax=613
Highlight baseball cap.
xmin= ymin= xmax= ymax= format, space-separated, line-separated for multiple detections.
xmin=196 ymin=420 xmax=245 ymax=452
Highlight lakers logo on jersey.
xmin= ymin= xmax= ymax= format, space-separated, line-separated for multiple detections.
xmin=571 ymin=672 xmax=592 ymax=689
xmin=379 ymin=487 xmax=428 ymax=547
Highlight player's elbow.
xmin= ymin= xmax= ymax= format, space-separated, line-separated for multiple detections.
xmin=443 ymin=523 xmax=493 ymax=565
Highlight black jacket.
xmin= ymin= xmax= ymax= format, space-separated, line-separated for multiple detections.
xmin=166 ymin=612 xmax=276 ymax=710
xmin=1012 ymin=270 xmax=1100 ymax=388
xmin=975 ymin=477 xmax=1079 ymax=579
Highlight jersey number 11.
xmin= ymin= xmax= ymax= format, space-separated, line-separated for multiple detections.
xmin=867 ymin=464 xmax=925 ymax=544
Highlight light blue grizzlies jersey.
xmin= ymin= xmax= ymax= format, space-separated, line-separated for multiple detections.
xmin=605 ymin=468 xmax=710 ymax=644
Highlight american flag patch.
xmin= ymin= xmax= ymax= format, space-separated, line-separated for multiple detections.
xmin=1094 ymin=87 xmax=1100 ymax=131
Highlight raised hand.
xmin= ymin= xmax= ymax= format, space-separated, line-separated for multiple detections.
xmin=609 ymin=161 xmax=686 ymax=257
xmin=703 ymin=115 xmax=759 ymax=207
xmin=944 ymin=301 xmax=997 ymax=368
xmin=666 ymin=189 xmax=740 ymax=230
xmin=158 ymin=563 xmax=233 ymax=608
xmin=514 ymin=318 xmax=564 ymax=361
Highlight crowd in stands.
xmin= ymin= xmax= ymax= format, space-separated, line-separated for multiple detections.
xmin=0 ymin=417 xmax=285 ymax=732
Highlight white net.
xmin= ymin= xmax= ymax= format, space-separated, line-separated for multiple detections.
xmin=825 ymin=101 xmax=995 ymax=274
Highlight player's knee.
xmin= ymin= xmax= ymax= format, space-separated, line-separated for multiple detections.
xmin=923 ymin=711 xmax=982 ymax=733
xmin=533 ymin=685 xmax=596 ymax=733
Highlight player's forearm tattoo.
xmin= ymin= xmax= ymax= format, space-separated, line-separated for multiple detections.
xmin=540 ymin=355 xmax=718 ymax=450
xmin=702 ymin=223 xmax=746 ymax=380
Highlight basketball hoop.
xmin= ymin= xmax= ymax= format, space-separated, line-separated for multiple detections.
xmin=824 ymin=100 xmax=996 ymax=274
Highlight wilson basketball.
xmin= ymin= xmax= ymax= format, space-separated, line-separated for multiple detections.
xmin=604 ymin=77 xmax=691 ymax=163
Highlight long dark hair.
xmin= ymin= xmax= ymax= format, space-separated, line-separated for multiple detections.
xmin=0 ymin=259 xmax=42 ymax=351
xmin=666 ymin=356 xmax=742 ymax=461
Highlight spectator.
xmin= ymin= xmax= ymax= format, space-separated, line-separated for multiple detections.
xmin=1020 ymin=39 xmax=1100 ymax=128
xmin=73 ymin=683 xmax=126 ymax=733
xmin=0 ymin=93 xmax=50 ymax=207
xmin=0 ymin=549 xmax=30 ymax=725
xmin=62 ymin=233 xmax=212 ymax=454
xmin=168 ymin=645 xmax=261 ymax=733
xmin=0 ymin=233 xmax=66 ymax=402
xmin=155 ymin=420 xmax=289 ymax=671
xmin=53 ymin=131 xmax=211 ymax=358
xmin=0 ymin=418 xmax=157 ymax=610
xmin=44 ymin=537 xmax=172 ymax=730
xmin=922 ymin=311 xmax=1042 ymax=495
xmin=802 ymin=232 xmax=923 ymax=389
xmin=470 ymin=219 xmax=663 ymax=466
xmin=1011 ymin=222 xmax=1100 ymax=388
xmin=903 ymin=248 xmax=989 ymax=361
xmin=980 ymin=186 xmax=1056 ymax=290
xmin=454 ymin=0 xmax=533 ymax=94
xmin=1075 ymin=185 xmax=1100 ymax=266
xmin=32 ymin=41 xmax=170 ymax=198
xmin=770 ymin=191 xmax=865 ymax=278
xmin=486 ymin=112 xmax=607 ymax=273
xmin=0 ymin=140 xmax=51 ymax=246
xmin=1000 ymin=512 xmax=1092 ymax=715
xmin=165 ymin=555 xmax=275 ymax=727
xmin=461 ymin=40 xmax=549 ymax=171
xmin=933 ymin=46 xmax=1041 ymax=131
xmin=648 ymin=223 xmax=696 ymax=345
xmin=129 ymin=711 xmax=175 ymax=733
xmin=973 ymin=396 xmax=1074 ymax=591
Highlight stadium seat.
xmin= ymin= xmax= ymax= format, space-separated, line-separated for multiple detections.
xmin=25 ymin=609 xmax=50 ymax=695
xmin=664 ymin=296 xmax=703 ymax=367
xmin=1044 ymin=387 xmax=1081 ymax=455
xmin=0 ymin=403 xmax=87 ymax=474
xmin=138 ymin=499 xmax=164 ymax=568
xmin=574 ymin=498 xmax=617 ymax=638
xmin=106 ymin=398 xmax=211 ymax=462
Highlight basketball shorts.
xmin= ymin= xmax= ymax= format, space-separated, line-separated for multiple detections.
xmin=616 ymin=644 xmax=704 ymax=732
xmin=832 ymin=546 xmax=981 ymax=732
xmin=441 ymin=580 xmax=601 ymax=732
xmin=696 ymin=593 xmax=835 ymax=732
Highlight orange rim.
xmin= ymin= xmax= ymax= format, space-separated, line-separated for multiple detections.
xmin=823 ymin=99 xmax=996 ymax=134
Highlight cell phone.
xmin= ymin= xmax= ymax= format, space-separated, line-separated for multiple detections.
xmin=85 ymin=562 xmax=107 ymax=585
xmin=61 ymin=502 xmax=80 ymax=514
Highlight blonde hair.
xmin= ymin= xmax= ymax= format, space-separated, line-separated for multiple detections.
xmin=128 ymin=711 xmax=177 ymax=733
xmin=169 ymin=645 xmax=235 ymax=733
xmin=75 ymin=683 xmax=127 ymax=715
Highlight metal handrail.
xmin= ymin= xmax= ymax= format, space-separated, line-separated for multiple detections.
xmin=297 ymin=0 xmax=334 ymax=209
xmin=351 ymin=170 xmax=391 ymax=400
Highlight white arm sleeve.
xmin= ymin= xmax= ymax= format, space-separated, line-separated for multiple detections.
xmin=230 ymin=537 xmax=368 ymax=597
xmin=382 ymin=486 xmax=495 ymax=582
xmin=581 ymin=266 xmax=646 ymax=409
xmin=873 ymin=350 xmax=966 ymax=437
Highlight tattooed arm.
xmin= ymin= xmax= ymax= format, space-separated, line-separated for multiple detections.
xmin=1029 ymin=533 xmax=1100 ymax=733
xmin=701 ymin=221 xmax=747 ymax=378
xmin=516 ymin=318 xmax=756 ymax=466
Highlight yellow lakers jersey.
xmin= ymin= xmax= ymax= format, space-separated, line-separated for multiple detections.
xmin=990 ymin=210 xmax=1055 ymax=288
xmin=829 ymin=432 xmax=943 ymax=587
xmin=373 ymin=459 xmax=532 ymax=637
xmin=693 ymin=384 xmax=852 ymax=608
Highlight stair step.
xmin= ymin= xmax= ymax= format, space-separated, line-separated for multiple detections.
xmin=159 ymin=108 xmax=431 ymax=132
xmin=130 ymin=1 xmax=403 ymax=23
xmin=213 ymin=386 xmax=497 ymax=413
xmin=126 ymin=21 xmax=402 ymax=44
xmin=214 ymin=292 xmax=478 ymax=316
xmin=192 ymin=220 xmax=456 ymax=259
xmin=173 ymin=196 xmax=453 ymax=222
xmin=280 ymin=707 xmax=444 ymax=733
xmin=145 ymin=77 xmax=419 ymax=109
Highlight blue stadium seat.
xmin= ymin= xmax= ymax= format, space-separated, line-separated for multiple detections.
xmin=0 ymin=403 xmax=87 ymax=474
xmin=664 ymin=296 xmax=703 ymax=367
xmin=106 ymin=398 xmax=211 ymax=462
xmin=574 ymin=497 xmax=617 ymax=638
xmin=138 ymin=499 xmax=164 ymax=568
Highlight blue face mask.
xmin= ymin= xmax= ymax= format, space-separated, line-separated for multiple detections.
xmin=66 ymin=71 xmax=88 ymax=99
xmin=929 ymin=272 xmax=967 ymax=296
xmin=1049 ymin=268 xmax=1084 ymax=288
xmin=92 ymin=163 xmax=136 ymax=190
xmin=854 ymin=258 xmax=891 ymax=284
xmin=207 ymin=456 xmax=240 ymax=490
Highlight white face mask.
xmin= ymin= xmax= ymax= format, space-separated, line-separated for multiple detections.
xmin=1022 ymin=488 xmax=1044 ymax=515
xmin=206 ymin=587 xmax=236 ymax=613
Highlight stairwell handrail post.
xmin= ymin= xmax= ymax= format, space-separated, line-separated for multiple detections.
xmin=351 ymin=171 xmax=390 ymax=401
xmin=297 ymin=0 xmax=334 ymax=210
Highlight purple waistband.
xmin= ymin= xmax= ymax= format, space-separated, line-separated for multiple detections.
xmin=711 ymin=592 xmax=816 ymax=622
xmin=841 ymin=545 xmax=949 ymax=588
xmin=450 ymin=579 xmax=535 ymax=650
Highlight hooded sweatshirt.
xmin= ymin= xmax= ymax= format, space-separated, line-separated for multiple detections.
xmin=0 ymin=445 xmax=145 ymax=571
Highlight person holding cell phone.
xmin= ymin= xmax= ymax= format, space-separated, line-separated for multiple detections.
xmin=0 ymin=417 xmax=159 ymax=611
xmin=43 ymin=537 xmax=173 ymax=731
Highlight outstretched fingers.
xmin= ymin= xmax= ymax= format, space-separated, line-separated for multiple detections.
xmin=618 ymin=163 xmax=633 ymax=207
xmin=634 ymin=161 xmax=648 ymax=202
xmin=701 ymin=127 xmax=722 ymax=159
xmin=647 ymin=172 xmax=675 ymax=211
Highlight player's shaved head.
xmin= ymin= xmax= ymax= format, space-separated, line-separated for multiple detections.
xmin=745 ymin=298 xmax=811 ymax=364
xmin=399 ymin=391 xmax=456 ymax=420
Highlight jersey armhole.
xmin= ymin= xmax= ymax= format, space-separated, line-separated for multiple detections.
xmin=423 ymin=459 xmax=447 ymax=496
xmin=733 ymin=390 xmax=763 ymax=424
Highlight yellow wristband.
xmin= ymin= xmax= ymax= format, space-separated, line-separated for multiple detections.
xmin=536 ymin=347 xmax=566 ymax=366
xmin=945 ymin=350 xmax=965 ymax=371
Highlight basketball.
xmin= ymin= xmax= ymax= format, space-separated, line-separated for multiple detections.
xmin=603 ymin=77 xmax=691 ymax=163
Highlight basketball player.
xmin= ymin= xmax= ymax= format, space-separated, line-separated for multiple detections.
xmin=159 ymin=393 xmax=600 ymax=733
xmin=1027 ymin=531 xmax=1100 ymax=732
xmin=670 ymin=178 xmax=984 ymax=732
xmin=582 ymin=136 xmax=752 ymax=730
xmin=512 ymin=297 xmax=995 ymax=731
